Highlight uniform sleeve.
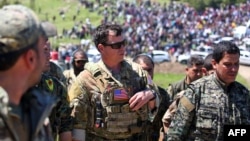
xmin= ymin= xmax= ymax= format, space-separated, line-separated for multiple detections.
xmin=69 ymin=71 xmax=100 ymax=130
xmin=55 ymin=79 xmax=73 ymax=133
xmin=166 ymin=89 xmax=196 ymax=141
xmin=167 ymin=84 xmax=174 ymax=101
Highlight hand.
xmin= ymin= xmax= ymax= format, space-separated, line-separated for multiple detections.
xmin=129 ymin=89 xmax=154 ymax=111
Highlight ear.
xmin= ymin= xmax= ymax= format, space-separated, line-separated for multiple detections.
xmin=202 ymin=67 xmax=207 ymax=75
xmin=23 ymin=49 xmax=36 ymax=70
xmin=98 ymin=44 xmax=104 ymax=53
xmin=211 ymin=59 xmax=217 ymax=70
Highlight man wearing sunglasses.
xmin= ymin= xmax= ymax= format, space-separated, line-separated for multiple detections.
xmin=69 ymin=23 xmax=159 ymax=141
xmin=63 ymin=49 xmax=88 ymax=91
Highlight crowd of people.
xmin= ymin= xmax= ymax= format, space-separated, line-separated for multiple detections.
xmin=1 ymin=1 xmax=250 ymax=141
xmin=53 ymin=0 xmax=250 ymax=67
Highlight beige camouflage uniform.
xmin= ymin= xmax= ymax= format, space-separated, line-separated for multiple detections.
xmin=69 ymin=60 xmax=158 ymax=141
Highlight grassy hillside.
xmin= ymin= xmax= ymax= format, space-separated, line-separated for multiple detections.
xmin=154 ymin=72 xmax=250 ymax=89
xmin=5 ymin=0 xmax=250 ymax=89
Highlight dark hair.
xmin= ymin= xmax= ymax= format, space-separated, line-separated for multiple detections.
xmin=72 ymin=49 xmax=88 ymax=59
xmin=71 ymin=48 xmax=88 ymax=64
xmin=203 ymin=53 xmax=213 ymax=71
xmin=133 ymin=54 xmax=154 ymax=67
xmin=0 ymin=41 xmax=39 ymax=71
xmin=187 ymin=55 xmax=204 ymax=68
xmin=213 ymin=41 xmax=240 ymax=63
xmin=93 ymin=23 xmax=123 ymax=50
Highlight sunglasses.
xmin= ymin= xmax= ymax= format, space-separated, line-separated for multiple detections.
xmin=102 ymin=40 xmax=127 ymax=49
xmin=75 ymin=59 xmax=88 ymax=64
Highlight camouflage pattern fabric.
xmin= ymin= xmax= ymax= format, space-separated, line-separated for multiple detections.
xmin=41 ymin=21 xmax=57 ymax=37
xmin=166 ymin=74 xmax=250 ymax=141
xmin=49 ymin=61 xmax=67 ymax=85
xmin=37 ymin=73 xmax=73 ymax=139
xmin=69 ymin=59 xmax=157 ymax=140
xmin=0 ymin=87 xmax=56 ymax=141
xmin=0 ymin=5 xmax=52 ymax=55
xmin=63 ymin=68 xmax=77 ymax=92
xmin=167 ymin=78 xmax=188 ymax=101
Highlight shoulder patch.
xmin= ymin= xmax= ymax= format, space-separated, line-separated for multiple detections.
xmin=180 ymin=96 xmax=195 ymax=112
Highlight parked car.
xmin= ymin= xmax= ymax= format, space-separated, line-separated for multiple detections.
xmin=240 ymin=50 xmax=250 ymax=66
xmin=87 ymin=48 xmax=101 ymax=63
xmin=177 ymin=50 xmax=209 ymax=64
xmin=148 ymin=50 xmax=171 ymax=63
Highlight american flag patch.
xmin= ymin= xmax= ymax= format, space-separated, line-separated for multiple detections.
xmin=113 ymin=89 xmax=129 ymax=101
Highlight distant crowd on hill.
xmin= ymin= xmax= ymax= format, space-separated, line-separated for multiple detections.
xmin=53 ymin=0 xmax=250 ymax=68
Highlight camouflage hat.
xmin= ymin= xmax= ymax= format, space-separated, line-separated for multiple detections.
xmin=41 ymin=21 xmax=58 ymax=37
xmin=0 ymin=5 xmax=45 ymax=55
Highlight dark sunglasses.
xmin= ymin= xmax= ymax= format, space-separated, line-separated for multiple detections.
xmin=102 ymin=40 xmax=127 ymax=49
xmin=75 ymin=60 xmax=88 ymax=64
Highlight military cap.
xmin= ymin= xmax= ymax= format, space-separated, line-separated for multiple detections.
xmin=0 ymin=5 xmax=46 ymax=55
xmin=41 ymin=21 xmax=58 ymax=37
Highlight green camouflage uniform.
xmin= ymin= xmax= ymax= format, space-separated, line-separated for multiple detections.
xmin=37 ymin=73 xmax=73 ymax=139
xmin=166 ymin=74 xmax=250 ymax=141
xmin=69 ymin=59 xmax=158 ymax=141
xmin=167 ymin=78 xmax=188 ymax=101
xmin=0 ymin=87 xmax=57 ymax=141
xmin=49 ymin=61 xmax=67 ymax=85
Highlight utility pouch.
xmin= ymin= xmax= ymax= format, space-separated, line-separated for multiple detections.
xmin=129 ymin=125 xmax=142 ymax=134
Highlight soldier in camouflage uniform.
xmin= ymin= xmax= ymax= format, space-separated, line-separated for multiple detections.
xmin=36 ymin=21 xmax=73 ymax=141
xmin=166 ymin=55 xmax=204 ymax=101
xmin=166 ymin=41 xmax=250 ymax=141
xmin=63 ymin=48 xmax=88 ymax=91
xmin=202 ymin=53 xmax=215 ymax=76
xmin=133 ymin=54 xmax=171 ymax=141
xmin=69 ymin=23 xmax=159 ymax=141
xmin=0 ymin=5 xmax=56 ymax=140
xmin=162 ymin=55 xmax=204 ymax=135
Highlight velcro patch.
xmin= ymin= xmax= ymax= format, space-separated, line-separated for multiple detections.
xmin=180 ymin=96 xmax=195 ymax=112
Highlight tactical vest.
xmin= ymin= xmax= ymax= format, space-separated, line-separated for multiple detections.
xmin=86 ymin=61 xmax=149 ymax=139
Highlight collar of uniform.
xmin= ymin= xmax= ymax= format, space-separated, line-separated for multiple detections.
xmin=212 ymin=73 xmax=228 ymax=92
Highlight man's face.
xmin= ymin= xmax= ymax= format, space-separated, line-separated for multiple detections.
xmin=139 ymin=61 xmax=154 ymax=79
xmin=186 ymin=64 xmax=203 ymax=83
xmin=99 ymin=30 xmax=126 ymax=63
xmin=73 ymin=52 xmax=88 ymax=71
xmin=212 ymin=53 xmax=239 ymax=85
xmin=32 ymin=36 xmax=47 ymax=84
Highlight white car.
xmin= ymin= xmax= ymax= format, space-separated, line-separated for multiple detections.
xmin=240 ymin=50 xmax=250 ymax=66
xmin=177 ymin=51 xmax=209 ymax=64
xmin=149 ymin=50 xmax=171 ymax=63
xmin=87 ymin=48 xmax=101 ymax=63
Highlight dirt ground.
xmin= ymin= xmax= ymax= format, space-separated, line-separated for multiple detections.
xmin=154 ymin=62 xmax=186 ymax=74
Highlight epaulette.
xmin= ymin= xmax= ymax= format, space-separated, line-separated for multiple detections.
xmin=85 ymin=62 xmax=102 ymax=78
